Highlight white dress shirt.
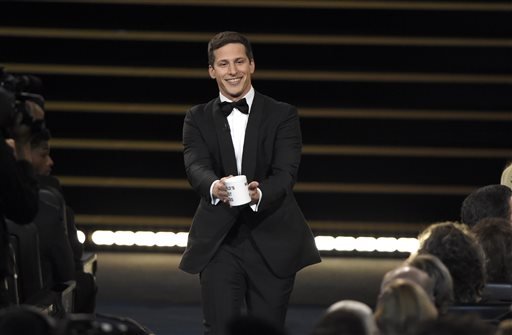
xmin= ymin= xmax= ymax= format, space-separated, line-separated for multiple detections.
xmin=210 ymin=87 xmax=261 ymax=211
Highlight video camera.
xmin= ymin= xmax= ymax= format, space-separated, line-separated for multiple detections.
xmin=0 ymin=66 xmax=45 ymax=137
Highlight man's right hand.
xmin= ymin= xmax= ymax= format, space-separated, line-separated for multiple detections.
xmin=212 ymin=175 xmax=233 ymax=203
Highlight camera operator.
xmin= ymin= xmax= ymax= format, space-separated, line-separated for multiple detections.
xmin=0 ymin=72 xmax=45 ymax=307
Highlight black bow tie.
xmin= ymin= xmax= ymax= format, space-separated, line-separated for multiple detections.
xmin=219 ymin=98 xmax=249 ymax=116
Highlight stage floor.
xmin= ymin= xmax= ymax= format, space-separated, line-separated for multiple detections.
xmin=95 ymin=252 xmax=404 ymax=335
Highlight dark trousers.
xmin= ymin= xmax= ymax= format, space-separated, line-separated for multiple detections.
xmin=200 ymin=238 xmax=295 ymax=335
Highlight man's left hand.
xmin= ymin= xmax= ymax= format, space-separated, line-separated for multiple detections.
xmin=248 ymin=181 xmax=260 ymax=204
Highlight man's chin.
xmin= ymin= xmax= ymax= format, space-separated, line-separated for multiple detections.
xmin=224 ymin=91 xmax=242 ymax=99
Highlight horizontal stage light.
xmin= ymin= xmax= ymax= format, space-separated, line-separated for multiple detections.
xmin=79 ymin=230 xmax=419 ymax=253
xmin=313 ymin=235 xmax=419 ymax=253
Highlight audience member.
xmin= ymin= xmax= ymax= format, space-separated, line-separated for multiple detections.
xmin=30 ymin=127 xmax=53 ymax=177
xmin=406 ymin=253 xmax=454 ymax=314
xmin=417 ymin=221 xmax=486 ymax=303
xmin=30 ymin=129 xmax=74 ymax=287
xmin=380 ymin=265 xmax=434 ymax=302
xmin=1 ymin=96 xmax=44 ymax=306
xmin=496 ymin=319 xmax=512 ymax=335
xmin=472 ymin=217 xmax=512 ymax=283
xmin=30 ymin=127 xmax=97 ymax=313
xmin=0 ymin=112 xmax=40 ymax=222
xmin=461 ymin=184 xmax=512 ymax=227
xmin=0 ymin=305 xmax=57 ymax=335
xmin=311 ymin=300 xmax=377 ymax=335
xmin=374 ymin=278 xmax=438 ymax=335
xmin=502 ymin=162 xmax=512 ymax=189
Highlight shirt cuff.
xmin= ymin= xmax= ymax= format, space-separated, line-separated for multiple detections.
xmin=250 ymin=188 xmax=262 ymax=212
xmin=210 ymin=180 xmax=221 ymax=205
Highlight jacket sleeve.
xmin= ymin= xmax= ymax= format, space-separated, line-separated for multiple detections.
xmin=258 ymin=105 xmax=302 ymax=211
xmin=183 ymin=106 xmax=219 ymax=201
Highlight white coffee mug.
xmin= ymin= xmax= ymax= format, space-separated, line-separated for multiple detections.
xmin=224 ymin=175 xmax=251 ymax=207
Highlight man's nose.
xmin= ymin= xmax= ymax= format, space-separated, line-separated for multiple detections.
xmin=227 ymin=62 xmax=237 ymax=74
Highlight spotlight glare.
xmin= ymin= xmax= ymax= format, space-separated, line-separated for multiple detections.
xmin=155 ymin=232 xmax=176 ymax=247
xmin=396 ymin=237 xmax=419 ymax=253
xmin=315 ymin=236 xmax=336 ymax=251
xmin=355 ymin=237 xmax=376 ymax=252
xmin=375 ymin=237 xmax=398 ymax=252
xmin=334 ymin=236 xmax=356 ymax=251
xmin=175 ymin=232 xmax=189 ymax=247
xmin=88 ymin=229 xmax=418 ymax=254
xmin=91 ymin=230 xmax=114 ymax=246
xmin=134 ymin=231 xmax=156 ymax=247
xmin=114 ymin=231 xmax=135 ymax=246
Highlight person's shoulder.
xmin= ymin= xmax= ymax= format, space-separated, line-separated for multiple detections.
xmin=256 ymin=91 xmax=296 ymax=112
xmin=37 ymin=174 xmax=62 ymax=190
xmin=189 ymin=97 xmax=218 ymax=116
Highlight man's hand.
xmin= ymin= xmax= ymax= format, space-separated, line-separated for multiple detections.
xmin=212 ymin=175 xmax=233 ymax=203
xmin=248 ymin=181 xmax=260 ymax=204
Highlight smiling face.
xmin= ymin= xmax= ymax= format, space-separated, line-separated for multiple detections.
xmin=208 ymin=43 xmax=255 ymax=101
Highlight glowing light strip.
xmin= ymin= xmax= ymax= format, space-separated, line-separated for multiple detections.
xmin=81 ymin=230 xmax=419 ymax=253
xmin=29 ymin=0 xmax=512 ymax=11
xmin=5 ymin=63 xmax=512 ymax=84
xmin=4 ymin=27 xmax=512 ymax=47
xmin=44 ymin=101 xmax=512 ymax=121
xmin=313 ymin=235 xmax=419 ymax=253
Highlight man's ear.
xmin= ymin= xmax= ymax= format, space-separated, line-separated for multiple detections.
xmin=208 ymin=65 xmax=216 ymax=79
xmin=250 ymin=60 xmax=255 ymax=74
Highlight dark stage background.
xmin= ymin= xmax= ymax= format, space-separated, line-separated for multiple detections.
xmin=1 ymin=0 xmax=510 ymax=241
xmin=0 ymin=0 xmax=510 ymax=333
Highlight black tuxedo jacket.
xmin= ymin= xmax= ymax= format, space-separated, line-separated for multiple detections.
xmin=179 ymin=91 xmax=321 ymax=278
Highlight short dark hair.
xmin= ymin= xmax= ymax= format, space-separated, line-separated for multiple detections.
xmin=30 ymin=127 xmax=51 ymax=149
xmin=461 ymin=184 xmax=512 ymax=227
xmin=472 ymin=217 xmax=512 ymax=283
xmin=207 ymin=31 xmax=254 ymax=66
xmin=407 ymin=253 xmax=454 ymax=314
xmin=418 ymin=221 xmax=486 ymax=303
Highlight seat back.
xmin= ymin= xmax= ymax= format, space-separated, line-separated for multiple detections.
xmin=482 ymin=283 xmax=512 ymax=303
xmin=4 ymin=237 xmax=20 ymax=305
xmin=5 ymin=219 xmax=44 ymax=302
xmin=447 ymin=303 xmax=512 ymax=324
xmin=39 ymin=180 xmax=97 ymax=314
xmin=33 ymin=193 xmax=75 ymax=289
xmin=39 ymin=188 xmax=67 ymax=235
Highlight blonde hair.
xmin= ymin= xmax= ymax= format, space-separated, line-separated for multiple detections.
xmin=375 ymin=279 xmax=438 ymax=335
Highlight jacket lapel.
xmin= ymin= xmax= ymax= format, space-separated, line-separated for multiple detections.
xmin=242 ymin=92 xmax=263 ymax=182
xmin=212 ymin=98 xmax=238 ymax=176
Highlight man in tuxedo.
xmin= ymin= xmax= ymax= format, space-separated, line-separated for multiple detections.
xmin=179 ymin=31 xmax=321 ymax=334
